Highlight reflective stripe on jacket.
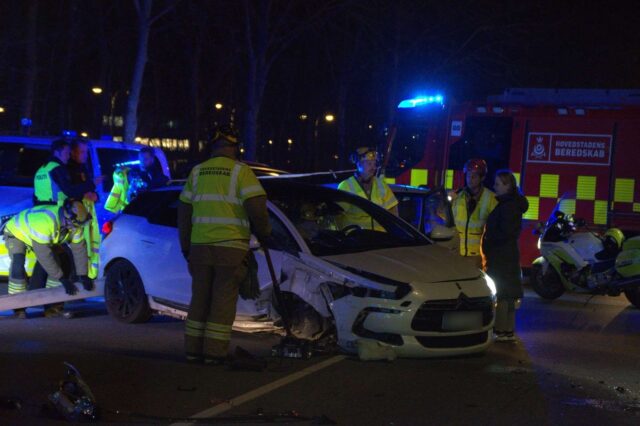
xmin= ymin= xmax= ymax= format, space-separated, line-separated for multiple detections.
xmin=337 ymin=175 xmax=398 ymax=231
xmin=179 ymin=157 xmax=266 ymax=250
xmin=104 ymin=168 xmax=130 ymax=213
xmin=34 ymin=161 xmax=65 ymax=205
xmin=452 ymin=187 xmax=497 ymax=257
xmin=5 ymin=206 xmax=83 ymax=246
xmin=83 ymin=199 xmax=101 ymax=279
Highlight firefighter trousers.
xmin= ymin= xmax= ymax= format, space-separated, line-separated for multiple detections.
xmin=495 ymin=298 xmax=516 ymax=333
xmin=4 ymin=231 xmax=65 ymax=311
xmin=185 ymin=245 xmax=248 ymax=360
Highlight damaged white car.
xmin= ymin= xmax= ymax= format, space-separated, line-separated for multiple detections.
xmin=100 ymin=180 xmax=496 ymax=357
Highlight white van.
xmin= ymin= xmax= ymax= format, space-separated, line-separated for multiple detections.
xmin=0 ymin=135 xmax=170 ymax=277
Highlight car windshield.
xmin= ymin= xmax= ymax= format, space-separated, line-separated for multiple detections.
xmin=266 ymin=182 xmax=430 ymax=256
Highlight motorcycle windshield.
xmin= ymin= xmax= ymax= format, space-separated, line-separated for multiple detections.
xmin=547 ymin=191 xmax=577 ymax=225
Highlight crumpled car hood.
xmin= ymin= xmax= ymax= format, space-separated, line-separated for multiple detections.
xmin=322 ymin=245 xmax=481 ymax=284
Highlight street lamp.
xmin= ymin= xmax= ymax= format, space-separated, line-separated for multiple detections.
xmin=324 ymin=114 xmax=335 ymax=122
xmin=299 ymin=114 xmax=308 ymax=120
xmin=91 ymin=87 xmax=103 ymax=95
xmin=0 ymin=107 xmax=5 ymax=113
xmin=80 ymin=132 xmax=89 ymax=138
xmin=215 ymin=103 xmax=223 ymax=110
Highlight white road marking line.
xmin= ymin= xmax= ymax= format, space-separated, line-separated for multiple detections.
xmin=172 ymin=355 xmax=346 ymax=425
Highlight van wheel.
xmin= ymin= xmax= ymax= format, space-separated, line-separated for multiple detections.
xmin=531 ymin=264 xmax=565 ymax=300
xmin=105 ymin=260 xmax=152 ymax=323
xmin=624 ymin=287 xmax=640 ymax=309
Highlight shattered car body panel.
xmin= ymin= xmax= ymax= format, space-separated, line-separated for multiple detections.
xmin=100 ymin=180 xmax=495 ymax=357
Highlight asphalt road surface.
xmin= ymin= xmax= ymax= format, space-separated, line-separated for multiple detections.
xmin=1 ymin=289 xmax=639 ymax=425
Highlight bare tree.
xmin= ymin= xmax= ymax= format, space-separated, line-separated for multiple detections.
xmin=123 ymin=0 xmax=174 ymax=143
xmin=240 ymin=0 xmax=341 ymax=161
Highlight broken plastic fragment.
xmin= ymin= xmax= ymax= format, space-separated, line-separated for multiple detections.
xmin=47 ymin=362 xmax=99 ymax=422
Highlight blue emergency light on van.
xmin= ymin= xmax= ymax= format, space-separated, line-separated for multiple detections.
xmin=397 ymin=95 xmax=444 ymax=108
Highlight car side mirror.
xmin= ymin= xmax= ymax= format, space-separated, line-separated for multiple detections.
xmin=429 ymin=224 xmax=455 ymax=241
xmin=249 ymin=234 xmax=261 ymax=250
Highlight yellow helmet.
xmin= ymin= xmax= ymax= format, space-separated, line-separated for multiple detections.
xmin=62 ymin=199 xmax=92 ymax=227
xmin=212 ymin=126 xmax=240 ymax=145
xmin=604 ymin=228 xmax=624 ymax=249
xmin=350 ymin=147 xmax=381 ymax=164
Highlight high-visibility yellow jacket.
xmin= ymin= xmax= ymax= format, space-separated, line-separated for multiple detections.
xmin=5 ymin=206 xmax=84 ymax=247
xmin=104 ymin=168 xmax=131 ymax=213
xmin=34 ymin=161 xmax=66 ymax=205
xmin=83 ymin=199 xmax=101 ymax=279
xmin=337 ymin=175 xmax=398 ymax=231
xmin=179 ymin=157 xmax=266 ymax=251
xmin=452 ymin=187 xmax=497 ymax=257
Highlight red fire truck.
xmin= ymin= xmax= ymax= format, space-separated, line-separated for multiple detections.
xmin=385 ymin=88 xmax=640 ymax=267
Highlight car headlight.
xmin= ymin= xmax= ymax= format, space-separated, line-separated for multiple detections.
xmin=483 ymin=272 xmax=497 ymax=297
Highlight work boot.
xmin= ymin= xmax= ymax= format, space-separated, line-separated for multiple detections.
xmin=13 ymin=309 xmax=27 ymax=319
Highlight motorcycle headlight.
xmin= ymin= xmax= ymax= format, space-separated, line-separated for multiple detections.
xmin=483 ymin=272 xmax=497 ymax=297
xmin=537 ymin=237 xmax=541 ymax=250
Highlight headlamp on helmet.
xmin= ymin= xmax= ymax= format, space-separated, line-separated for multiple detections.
xmin=62 ymin=199 xmax=92 ymax=227
xmin=350 ymin=147 xmax=381 ymax=165
xmin=463 ymin=158 xmax=488 ymax=176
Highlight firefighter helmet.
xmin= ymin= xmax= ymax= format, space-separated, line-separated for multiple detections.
xmin=350 ymin=147 xmax=381 ymax=165
xmin=463 ymin=158 xmax=488 ymax=176
xmin=604 ymin=228 xmax=625 ymax=249
xmin=62 ymin=199 xmax=92 ymax=227
xmin=212 ymin=126 xmax=240 ymax=145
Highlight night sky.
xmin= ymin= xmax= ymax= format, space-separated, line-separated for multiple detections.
xmin=1 ymin=0 xmax=639 ymax=171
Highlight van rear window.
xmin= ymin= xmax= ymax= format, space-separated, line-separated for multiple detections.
xmin=0 ymin=143 xmax=49 ymax=187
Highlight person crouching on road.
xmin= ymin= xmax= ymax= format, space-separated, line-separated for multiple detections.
xmin=3 ymin=199 xmax=94 ymax=319
xmin=482 ymin=170 xmax=529 ymax=342
xmin=450 ymin=159 xmax=497 ymax=269
xmin=177 ymin=126 xmax=271 ymax=365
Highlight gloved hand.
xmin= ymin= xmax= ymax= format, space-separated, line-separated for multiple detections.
xmin=78 ymin=275 xmax=94 ymax=291
xmin=60 ymin=278 xmax=78 ymax=296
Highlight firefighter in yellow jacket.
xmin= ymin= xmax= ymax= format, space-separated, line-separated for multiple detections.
xmin=337 ymin=147 xmax=398 ymax=230
xmin=177 ymin=127 xmax=271 ymax=365
xmin=450 ymin=159 xmax=498 ymax=269
xmin=3 ymin=199 xmax=94 ymax=318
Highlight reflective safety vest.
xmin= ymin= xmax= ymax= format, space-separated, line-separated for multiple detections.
xmin=452 ymin=187 xmax=497 ymax=257
xmin=179 ymin=157 xmax=266 ymax=250
xmin=337 ymin=175 xmax=398 ymax=231
xmin=83 ymin=199 xmax=101 ymax=279
xmin=104 ymin=168 xmax=131 ymax=213
xmin=5 ymin=206 xmax=83 ymax=247
xmin=34 ymin=161 xmax=66 ymax=205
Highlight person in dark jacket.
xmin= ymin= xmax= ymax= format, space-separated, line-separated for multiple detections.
xmin=68 ymin=139 xmax=102 ymax=202
xmin=138 ymin=147 xmax=169 ymax=189
xmin=482 ymin=169 xmax=529 ymax=342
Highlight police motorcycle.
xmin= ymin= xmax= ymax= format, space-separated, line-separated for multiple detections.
xmin=530 ymin=194 xmax=640 ymax=308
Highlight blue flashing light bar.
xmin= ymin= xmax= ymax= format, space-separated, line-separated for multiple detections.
xmin=62 ymin=130 xmax=77 ymax=137
xmin=397 ymin=95 xmax=444 ymax=108
xmin=114 ymin=160 xmax=140 ymax=168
